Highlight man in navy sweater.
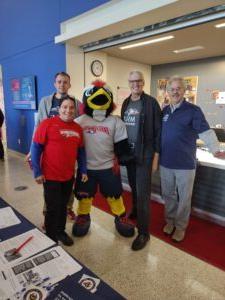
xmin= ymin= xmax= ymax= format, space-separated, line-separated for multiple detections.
xmin=160 ymin=76 xmax=225 ymax=242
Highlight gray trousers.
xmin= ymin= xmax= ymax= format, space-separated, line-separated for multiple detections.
xmin=160 ymin=166 xmax=196 ymax=230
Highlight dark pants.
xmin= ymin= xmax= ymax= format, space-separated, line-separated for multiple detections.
xmin=43 ymin=178 xmax=74 ymax=242
xmin=75 ymin=168 xmax=122 ymax=200
xmin=126 ymin=156 xmax=153 ymax=235
xmin=0 ymin=139 xmax=4 ymax=159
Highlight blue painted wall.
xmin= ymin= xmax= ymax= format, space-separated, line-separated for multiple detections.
xmin=0 ymin=0 xmax=110 ymax=153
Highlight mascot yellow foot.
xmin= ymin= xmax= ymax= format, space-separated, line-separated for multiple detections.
xmin=108 ymin=197 xmax=135 ymax=237
xmin=72 ymin=198 xmax=92 ymax=237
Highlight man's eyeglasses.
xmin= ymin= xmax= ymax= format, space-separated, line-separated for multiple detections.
xmin=129 ymin=79 xmax=143 ymax=84
xmin=168 ymin=87 xmax=183 ymax=92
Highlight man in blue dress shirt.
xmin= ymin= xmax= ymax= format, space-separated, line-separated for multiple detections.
xmin=160 ymin=76 xmax=224 ymax=242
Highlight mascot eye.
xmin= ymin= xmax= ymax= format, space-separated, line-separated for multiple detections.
xmin=85 ymin=87 xmax=93 ymax=97
xmin=105 ymin=88 xmax=112 ymax=98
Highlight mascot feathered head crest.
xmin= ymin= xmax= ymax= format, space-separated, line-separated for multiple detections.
xmin=82 ymin=80 xmax=114 ymax=121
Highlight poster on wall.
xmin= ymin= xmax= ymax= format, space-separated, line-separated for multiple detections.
xmin=157 ymin=76 xmax=198 ymax=108
xmin=11 ymin=75 xmax=37 ymax=110
xmin=216 ymin=91 xmax=225 ymax=104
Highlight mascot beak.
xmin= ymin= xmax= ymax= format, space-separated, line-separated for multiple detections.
xmin=87 ymin=88 xmax=112 ymax=110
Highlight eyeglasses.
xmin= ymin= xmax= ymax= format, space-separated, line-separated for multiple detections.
xmin=168 ymin=87 xmax=183 ymax=92
xmin=129 ymin=79 xmax=143 ymax=84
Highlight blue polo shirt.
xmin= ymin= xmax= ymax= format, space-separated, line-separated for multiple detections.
xmin=160 ymin=100 xmax=210 ymax=169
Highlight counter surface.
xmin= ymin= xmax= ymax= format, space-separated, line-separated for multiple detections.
xmin=197 ymin=148 xmax=225 ymax=170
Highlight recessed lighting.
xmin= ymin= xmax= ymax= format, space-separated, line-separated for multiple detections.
xmin=215 ymin=22 xmax=225 ymax=28
xmin=173 ymin=46 xmax=204 ymax=54
xmin=119 ymin=35 xmax=174 ymax=50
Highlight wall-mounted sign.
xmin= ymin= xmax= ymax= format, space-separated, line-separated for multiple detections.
xmin=157 ymin=76 xmax=198 ymax=108
xmin=11 ymin=76 xmax=37 ymax=110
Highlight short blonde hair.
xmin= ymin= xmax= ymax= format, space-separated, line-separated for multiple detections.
xmin=166 ymin=76 xmax=186 ymax=91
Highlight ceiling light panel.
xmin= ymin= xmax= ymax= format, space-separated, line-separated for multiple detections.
xmin=119 ymin=35 xmax=174 ymax=50
xmin=215 ymin=22 xmax=225 ymax=28
xmin=173 ymin=46 xmax=204 ymax=54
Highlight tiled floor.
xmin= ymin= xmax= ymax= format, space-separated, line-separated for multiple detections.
xmin=1 ymin=151 xmax=225 ymax=300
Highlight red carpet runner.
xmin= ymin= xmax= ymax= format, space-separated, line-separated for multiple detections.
xmin=93 ymin=191 xmax=225 ymax=272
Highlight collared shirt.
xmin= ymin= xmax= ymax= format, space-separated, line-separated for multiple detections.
xmin=170 ymin=99 xmax=183 ymax=113
xmin=160 ymin=100 xmax=210 ymax=169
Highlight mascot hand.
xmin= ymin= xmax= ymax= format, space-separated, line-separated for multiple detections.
xmin=114 ymin=139 xmax=135 ymax=166
xmin=112 ymin=157 xmax=120 ymax=175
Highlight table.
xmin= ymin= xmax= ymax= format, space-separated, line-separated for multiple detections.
xmin=0 ymin=197 xmax=125 ymax=299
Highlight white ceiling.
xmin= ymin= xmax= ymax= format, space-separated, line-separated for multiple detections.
xmin=102 ymin=18 xmax=225 ymax=65
xmin=65 ymin=0 xmax=225 ymax=46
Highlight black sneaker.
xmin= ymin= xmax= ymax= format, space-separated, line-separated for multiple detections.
xmin=131 ymin=234 xmax=150 ymax=251
xmin=57 ymin=232 xmax=74 ymax=246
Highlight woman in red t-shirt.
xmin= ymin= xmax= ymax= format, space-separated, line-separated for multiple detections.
xmin=31 ymin=97 xmax=87 ymax=245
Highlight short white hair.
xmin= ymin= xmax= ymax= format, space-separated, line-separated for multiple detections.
xmin=128 ymin=70 xmax=144 ymax=81
xmin=166 ymin=76 xmax=186 ymax=91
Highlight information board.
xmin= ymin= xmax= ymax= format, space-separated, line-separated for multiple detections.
xmin=11 ymin=76 xmax=37 ymax=110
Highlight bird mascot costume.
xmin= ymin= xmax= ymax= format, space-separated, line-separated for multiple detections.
xmin=72 ymin=80 xmax=134 ymax=238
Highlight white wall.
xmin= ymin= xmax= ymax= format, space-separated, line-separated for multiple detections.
xmin=106 ymin=55 xmax=151 ymax=115
xmin=66 ymin=44 xmax=85 ymax=100
xmin=84 ymin=50 xmax=107 ymax=86
xmin=66 ymin=43 xmax=151 ymax=114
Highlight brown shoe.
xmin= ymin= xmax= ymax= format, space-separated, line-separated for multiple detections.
xmin=172 ymin=228 xmax=185 ymax=242
xmin=163 ymin=224 xmax=174 ymax=235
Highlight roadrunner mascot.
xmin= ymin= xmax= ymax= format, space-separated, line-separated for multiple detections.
xmin=72 ymin=80 xmax=134 ymax=237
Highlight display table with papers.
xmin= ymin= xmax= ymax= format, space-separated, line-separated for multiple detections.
xmin=0 ymin=197 xmax=124 ymax=300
